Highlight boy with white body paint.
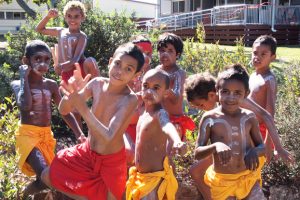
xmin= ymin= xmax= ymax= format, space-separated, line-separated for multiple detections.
xmin=195 ymin=64 xmax=266 ymax=200
xmin=35 ymin=1 xmax=99 ymax=82
xmin=249 ymin=35 xmax=278 ymax=162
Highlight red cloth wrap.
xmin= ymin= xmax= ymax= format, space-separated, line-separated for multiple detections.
xmin=126 ymin=124 xmax=137 ymax=142
xmin=259 ymin=123 xmax=274 ymax=149
xmin=136 ymin=41 xmax=152 ymax=55
xmin=49 ymin=140 xmax=127 ymax=200
xmin=61 ymin=58 xmax=86 ymax=83
xmin=170 ymin=115 xmax=196 ymax=140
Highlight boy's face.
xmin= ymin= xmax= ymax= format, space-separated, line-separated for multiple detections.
xmin=108 ymin=53 xmax=140 ymax=86
xmin=64 ymin=8 xmax=84 ymax=30
xmin=189 ymin=92 xmax=217 ymax=111
xmin=141 ymin=73 xmax=167 ymax=106
xmin=24 ymin=51 xmax=51 ymax=76
xmin=218 ymin=79 xmax=248 ymax=113
xmin=158 ymin=43 xmax=178 ymax=68
xmin=252 ymin=43 xmax=276 ymax=70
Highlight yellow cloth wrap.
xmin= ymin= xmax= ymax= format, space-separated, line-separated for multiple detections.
xmin=126 ymin=157 xmax=178 ymax=200
xmin=204 ymin=156 xmax=266 ymax=200
xmin=15 ymin=123 xmax=56 ymax=176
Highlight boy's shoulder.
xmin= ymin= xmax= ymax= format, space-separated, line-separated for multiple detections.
xmin=240 ymin=108 xmax=256 ymax=117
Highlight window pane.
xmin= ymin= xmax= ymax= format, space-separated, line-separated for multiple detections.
xmin=179 ymin=1 xmax=185 ymax=12
xmin=0 ymin=12 xmax=4 ymax=19
xmin=6 ymin=12 xmax=13 ymax=19
xmin=291 ymin=0 xmax=300 ymax=5
xmin=14 ymin=12 xmax=21 ymax=19
xmin=21 ymin=12 xmax=26 ymax=19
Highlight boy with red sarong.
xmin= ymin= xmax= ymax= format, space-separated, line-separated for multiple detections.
xmin=155 ymin=32 xmax=195 ymax=141
xmin=41 ymin=42 xmax=144 ymax=200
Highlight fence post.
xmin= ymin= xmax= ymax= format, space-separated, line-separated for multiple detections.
xmin=244 ymin=5 xmax=247 ymax=25
xmin=175 ymin=16 xmax=177 ymax=31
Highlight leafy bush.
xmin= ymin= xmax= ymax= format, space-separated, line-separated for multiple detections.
xmin=0 ymin=97 xmax=32 ymax=199
xmin=262 ymin=60 xmax=300 ymax=188
xmin=178 ymin=24 xmax=251 ymax=76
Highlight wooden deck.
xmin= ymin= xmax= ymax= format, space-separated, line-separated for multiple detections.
xmin=172 ymin=25 xmax=300 ymax=46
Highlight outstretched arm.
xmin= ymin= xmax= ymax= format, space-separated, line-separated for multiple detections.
xmin=60 ymin=75 xmax=138 ymax=146
xmin=241 ymin=98 xmax=294 ymax=164
xmin=35 ymin=9 xmax=60 ymax=37
xmin=159 ymin=109 xmax=186 ymax=155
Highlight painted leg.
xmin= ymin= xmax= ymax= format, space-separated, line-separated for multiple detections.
xmin=83 ymin=57 xmax=100 ymax=79
xmin=245 ymin=182 xmax=266 ymax=200
xmin=189 ymin=156 xmax=213 ymax=200
xmin=22 ymin=148 xmax=48 ymax=199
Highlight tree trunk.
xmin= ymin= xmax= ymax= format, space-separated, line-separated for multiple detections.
xmin=16 ymin=0 xmax=36 ymax=19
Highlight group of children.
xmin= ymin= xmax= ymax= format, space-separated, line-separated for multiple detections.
xmin=11 ymin=1 xmax=294 ymax=200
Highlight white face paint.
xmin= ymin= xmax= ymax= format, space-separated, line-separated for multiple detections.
xmin=142 ymin=88 xmax=159 ymax=103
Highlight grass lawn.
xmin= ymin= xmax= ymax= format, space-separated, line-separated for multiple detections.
xmin=202 ymin=43 xmax=300 ymax=66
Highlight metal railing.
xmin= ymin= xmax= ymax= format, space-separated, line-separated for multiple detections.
xmin=136 ymin=4 xmax=300 ymax=32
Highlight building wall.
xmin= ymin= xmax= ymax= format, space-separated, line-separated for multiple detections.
xmin=92 ymin=0 xmax=157 ymax=18
xmin=160 ymin=0 xmax=172 ymax=16
xmin=0 ymin=0 xmax=47 ymax=34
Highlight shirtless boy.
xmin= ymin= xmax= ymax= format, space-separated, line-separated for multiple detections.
xmin=125 ymin=34 xmax=153 ymax=165
xmin=41 ymin=42 xmax=144 ymax=200
xmin=126 ymin=68 xmax=186 ymax=200
xmin=10 ymin=40 xmax=84 ymax=198
xmin=249 ymin=35 xmax=278 ymax=161
xmin=186 ymin=69 xmax=293 ymax=200
xmin=156 ymin=32 xmax=195 ymax=141
xmin=35 ymin=0 xmax=99 ymax=82
xmin=195 ymin=64 xmax=266 ymax=200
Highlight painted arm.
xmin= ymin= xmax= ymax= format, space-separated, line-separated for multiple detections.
xmin=244 ymin=116 xmax=265 ymax=171
xmin=35 ymin=9 xmax=60 ymax=37
xmin=265 ymin=77 xmax=277 ymax=117
xmin=159 ymin=109 xmax=186 ymax=155
xmin=241 ymin=98 xmax=294 ymax=164
xmin=195 ymin=114 xmax=232 ymax=165
xmin=75 ymin=94 xmax=137 ymax=145
xmin=166 ymin=70 xmax=185 ymax=103
xmin=12 ymin=65 xmax=32 ymax=110
xmin=60 ymin=34 xmax=87 ymax=72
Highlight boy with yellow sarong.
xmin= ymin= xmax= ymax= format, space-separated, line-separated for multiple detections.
xmin=126 ymin=69 xmax=186 ymax=200
xmin=194 ymin=64 xmax=266 ymax=200
xmin=11 ymin=40 xmax=84 ymax=198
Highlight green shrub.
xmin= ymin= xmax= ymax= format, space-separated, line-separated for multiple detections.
xmin=178 ymin=24 xmax=251 ymax=76
xmin=0 ymin=97 xmax=31 ymax=199
xmin=262 ymin=60 xmax=300 ymax=187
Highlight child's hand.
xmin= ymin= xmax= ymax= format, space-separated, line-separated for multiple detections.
xmin=275 ymin=147 xmax=295 ymax=166
xmin=215 ymin=142 xmax=231 ymax=165
xmin=47 ymin=9 xmax=58 ymax=18
xmin=19 ymin=65 xmax=31 ymax=78
xmin=60 ymin=63 xmax=91 ymax=94
xmin=244 ymin=148 xmax=259 ymax=171
xmin=172 ymin=142 xmax=187 ymax=156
